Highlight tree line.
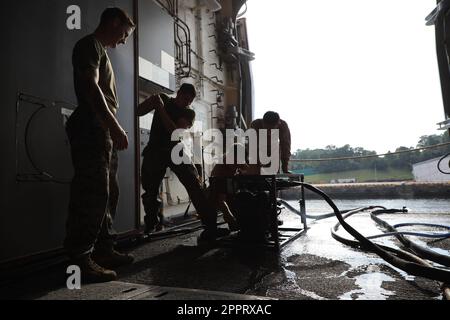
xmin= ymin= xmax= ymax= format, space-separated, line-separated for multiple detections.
xmin=291 ymin=131 xmax=450 ymax=174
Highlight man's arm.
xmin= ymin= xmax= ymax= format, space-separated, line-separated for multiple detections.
xmin=249 ymin=119 xmax=261 ymax=130
xmin=82 ymin=68 xmax=128 ymax=150
xmin=156 ymin=101 xmax=178 ymax=133
xmin=137 ymin=95 xmax=161 ymax=116
xmin=138 ymin=94 xmax=180 ymax=133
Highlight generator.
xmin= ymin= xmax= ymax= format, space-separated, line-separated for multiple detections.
xmin=210 ymin=174 xmax=307 ymax=249
xmin=231 ymin=189 xmax=272 ymax=242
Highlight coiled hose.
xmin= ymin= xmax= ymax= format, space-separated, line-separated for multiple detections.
xmin=369 ymin=209 xmax=450 ymax=267
xmin=280 ymin=182 xmax=450 ymax=283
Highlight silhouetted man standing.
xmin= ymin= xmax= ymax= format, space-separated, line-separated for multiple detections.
xmin=65 ymin=8 xmax=135 ymax=282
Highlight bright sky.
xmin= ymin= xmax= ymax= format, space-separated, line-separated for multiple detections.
xmin=244 ymin=0 xmax=446 ymax=154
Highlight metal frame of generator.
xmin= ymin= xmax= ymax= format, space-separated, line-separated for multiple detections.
xmin=210 ymin=174 xmax=308 ymax=250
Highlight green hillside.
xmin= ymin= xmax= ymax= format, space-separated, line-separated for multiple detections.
xmin=303 ymin=168 xmax=414 ymax=184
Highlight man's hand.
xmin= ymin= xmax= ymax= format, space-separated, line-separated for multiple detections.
xmin=153 ymin=95 xmax=164 ymax=110
xmin=110 ymin=124 xmax=129 ymax=150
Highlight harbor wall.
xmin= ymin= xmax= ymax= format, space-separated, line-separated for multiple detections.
xmin=280 ymin=182 xmax=450 ymax=200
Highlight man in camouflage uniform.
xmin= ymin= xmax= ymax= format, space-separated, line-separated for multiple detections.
xmin=64 ymin=8 xmax=136 ymax=282
xmin=138 ymin=84 xmax=230 ymax=243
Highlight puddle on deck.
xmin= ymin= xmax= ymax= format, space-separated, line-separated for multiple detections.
xmin=246 ymin=200 xmax=449 ymax=300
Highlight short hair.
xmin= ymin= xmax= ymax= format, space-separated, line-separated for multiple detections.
xmin=180 ymin=108 xmax=196 ymax=126
xmin=263 ymin=111 xmax=280 ymax=126
xmin=178 ymin=83 xmax=197 ymax=98
xmin=100 ymin=7 xmax=135 ymax=28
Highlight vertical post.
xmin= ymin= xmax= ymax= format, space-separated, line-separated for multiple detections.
xmin=202 ymin=145 xmax=206 ymax=188
xmin=271 ymin=175 xmax=279 ymax=249
xmin=374 ymin=162 xmax=378 ymax=182
xmin=15 ymin=93 xmax=21 ymax=182
xmin=133 ymin=0 xmax=142 ymax=231
xmin=300 ymin=174 xmax=307 ymax=231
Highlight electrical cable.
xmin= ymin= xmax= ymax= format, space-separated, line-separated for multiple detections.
xmin=290 ymin=142 xmax=450 ymax=162
xmin=17 ymin=93 xmax=73 ymax=184
xmin=24 ymin=106 xmax=46 ymax=174
xmin=437 ymin=152 xmax=450 ymax=174
xmin=339 ymin=218 xmax=450 ymax=240
xmin=394 ymin=222 xmax=450 ymax=229
xmin=280 ymin=199 xmax=351 ymax=220
xmin=143 ymin=220 xmax=203 ymax=241
xmin=143 ymin=213 xmax=228 ymax=241
xmin=366 ymin=231 xmax=450 ymax=240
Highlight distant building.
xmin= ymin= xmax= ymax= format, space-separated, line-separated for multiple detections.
xmin=412 ymin=157 xmax=450 ymax=182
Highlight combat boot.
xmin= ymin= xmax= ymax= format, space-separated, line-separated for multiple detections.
xmin=197 ymin=227 xmax=230 ymax=245
xmin=74 ymin=255 xmax=117 ymax=283
xmin=93 ymin=249 xmax=134 ymax=269
xmin=144 ymin=214 xmax=160 ymax=234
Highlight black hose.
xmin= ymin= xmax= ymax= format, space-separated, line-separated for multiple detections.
xmin=295 ymin=182 xmax=450 ymax=283
xmin=437 ymin=152 xmax=450 ymax=174
xmin=330 ymin=208 xmax=433 ymax=266
xmin=146 ymin=226 xmax=203 ymax=239
xmin=367 ymin=231 xmax=450 ymax=240
xmin=143 ymin=214 xmax=228 ymax=241
xmin=20 ymin=95 xmax=71 ymax=184
xmin=370 ymin=209 xmax=450 ymax=267
xmin=24 ymin=106 xmax=46 ymax=174
xmin=279 ymin=199 xmax=339 ymax=220
xmin=394 ymin=222 xmax=450 ymax=229
xmin=280 ymin=190 xmax=442 ymax=267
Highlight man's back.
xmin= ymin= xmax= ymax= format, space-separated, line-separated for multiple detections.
xmin=250 ymin=117 xmax=292 ymax=172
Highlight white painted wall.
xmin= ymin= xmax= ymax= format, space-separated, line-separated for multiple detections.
xmin=412 ymin=157 xmax=450 ymax=182
xmin=139 ymin=3 xmax=229 ymax=215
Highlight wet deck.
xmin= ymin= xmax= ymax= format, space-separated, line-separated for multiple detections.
xmin=1 ymin=204 xmax=449 ymax=300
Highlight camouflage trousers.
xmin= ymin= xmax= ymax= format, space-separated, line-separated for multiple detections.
xmin=141 ymin=146 xmax=217 ymax=230
xmin=64 ymin=116 xmax=119 ymax=259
